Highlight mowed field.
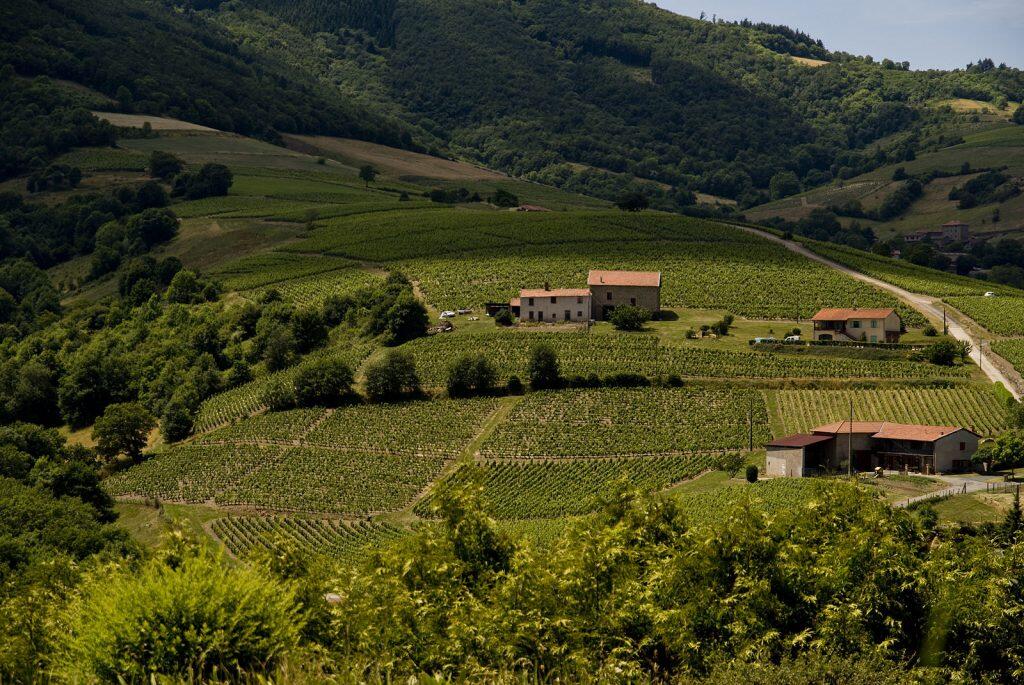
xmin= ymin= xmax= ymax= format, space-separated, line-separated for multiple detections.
xmin=76 ymin=121 xmax=1008 ymax=561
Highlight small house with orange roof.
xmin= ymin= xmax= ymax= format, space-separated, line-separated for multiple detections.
xmin=811 ymin=307 xmax=902 ymax=343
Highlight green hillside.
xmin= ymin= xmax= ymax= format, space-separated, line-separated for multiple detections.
xmin=6 ymin=3 xmax=1024 ymax=681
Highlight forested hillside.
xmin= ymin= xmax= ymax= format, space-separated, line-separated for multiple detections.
xmin=3 ymin=0 xmax=1022 ymax=210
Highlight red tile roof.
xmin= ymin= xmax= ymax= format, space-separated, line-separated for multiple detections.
xmin=587 ymin=270 xmax=661 ymax=288
xmin=943 ymin=221 xmax=969 ymax=228
xmin=767 ymin=433 xmax=835 ymax=448
xmin=509 ymin=298 xmax=521 ymax=307
xmin=872 ymin=424 xmax=973 ymax=442
xmin=519 ymin=288 xmax=591 ymax=298
xmin=814 ymin=421 xmax=980 ymax=442
xmin=813 ymin=421 xmax=886 ymax=435
xmin=811 ymin=308 xmax=896 ymax=322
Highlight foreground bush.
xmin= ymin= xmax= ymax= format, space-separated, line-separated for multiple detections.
xmin=57 ymin=546 xmax=303 ymax=682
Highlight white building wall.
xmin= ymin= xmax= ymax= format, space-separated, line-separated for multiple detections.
xmin=521 ymin=295 xmax=592 ymax=323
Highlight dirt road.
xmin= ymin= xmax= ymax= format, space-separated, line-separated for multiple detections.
xmin=734 ymin=225 xmax=1023 ymax=400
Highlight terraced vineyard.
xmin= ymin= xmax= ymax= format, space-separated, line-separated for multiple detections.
xmin=243 ymin=266 xmax=382 ymax=306
xmin=198 ymin=408 xmax=327 ymax=444
xmin=211 ymin=517 xmax=408 ymax=562
xmin=303 ymin=398 xmax=502 ymax=455
xmin=945 ymin=296 xmax=1024 ymax=336
xmin=112 ymin=397 xmax=501 ymax=514
xmin=807 ymin=242 xmax=1012 ymax=297
xmin=212 ymin=253 xmax=355 ymax=291
xmin=105 ymin=444 xmax=285 ymax=502
xmin=480 ymin=388 xmax=770 ymax=457
xmin=767 ymin=387 xmax=1009 ymax=437
xmin=992 ymin=339 xmax=1024 ymax=377
xmin=418 ymin=454 xmax=717 ymax=519
xmin=403 ymin=331 xmax=970 ymax=387
xmin=218 ymin=447 xmax=445 ymax=514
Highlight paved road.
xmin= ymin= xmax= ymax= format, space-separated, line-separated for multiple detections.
xmin=733 ymin=225 xmax=1023 ymax=400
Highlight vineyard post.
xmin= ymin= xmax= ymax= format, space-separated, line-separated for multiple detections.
xmin=942 ymin=307 xmax=947 ymax=336
xmin=748 ymin=398 xmax=753 ymax=451
xmin=848 ymin=399 xmax=853 ymax=477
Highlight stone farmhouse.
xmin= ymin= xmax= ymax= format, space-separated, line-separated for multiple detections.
xmin=766 ymin=420 xmax=981 ymax=477
xmin=509 ymin=270 xmax=662 ymax=323
xmin=905 ymin=220 xmax=970 ymax=245
xmin=811 ymin=307 xmax=902 ymax=343
xmin=586 ymin=270 xmax=661 ymax=321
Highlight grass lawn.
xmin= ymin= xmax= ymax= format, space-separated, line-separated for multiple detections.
xmin=933 ymin=492 xmax=1013 ymax=524
xmin=115 ymin=502 xmax=228 ymax=552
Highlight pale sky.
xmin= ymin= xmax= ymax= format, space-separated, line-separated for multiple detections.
xmin=653 ymin=1 xmax=1024 ymax=70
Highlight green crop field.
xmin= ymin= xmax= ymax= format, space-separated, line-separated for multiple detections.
xmin=212 ymin=253 xmax=356 ymax=291
xmin=198 ymin=408 xmax=327 ymax=444
xmin=113 ymin=397 xmax=501 ymax=513
xmin=480 ymin=388 xmax=770 ymax=457
xmin=402 ymin=331 xmax=970 ymax=387
xmin=945 ymin=296 xmax=1024 ymax=336
xmin=807 ymin=242 xmax=1016 ymax=297
xmin=992 ymin=340 xmax=1024 ymax=376
xmin=211 ymin=516 xmax=408 ymax=562
xmin=105 ymin=444 xmax=285 ymax=503
xmin=418 ymin=454 xmax=718 ymax=519
xmin=767 ymin=387 xmax=1009 ymax=437
xmin=301 ymin=398 xmax=502 ymax=456
xmin=242 ymin=266 xmax=383 ymax=306
xmin=217 ymin=447 xmax=445 ymax=514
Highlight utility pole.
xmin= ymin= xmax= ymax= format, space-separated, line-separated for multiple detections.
xmin=942 ymin=307 xmax=947 ymax=335
xmin=848 ymin=398 xmax=853 ymax=477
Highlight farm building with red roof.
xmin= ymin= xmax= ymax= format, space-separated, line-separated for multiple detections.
xmin=766 ymin=420 xmax=981 ymax=478
xmin=587 ymin=270 xmax=661 ymax=321
xmin=810 ymin=307 xmax=902 ymax=343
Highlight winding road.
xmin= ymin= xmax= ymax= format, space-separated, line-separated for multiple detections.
xmin=734 ymin=225 xmax=1023 ymax=400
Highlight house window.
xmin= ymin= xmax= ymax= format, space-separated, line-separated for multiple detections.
xmin=960 ymin=442 xmax=966 ymax=451
xmin=851 ymin=320 xmax=861 ymax=329
xmin=606 ymin=292 xmax=612 ymax=301
xmin=577 ymin=297 xmax=582 ymax=304
xmin=871 ymin=320 xmax=878 ymax=328
xmin=529 ymin=311 xmax=534 ymax=320
xmin=577 ymin=311 xmax=582 ymax=317
xmin=528 ymin=297 xmax=534 ymax=306
xmin=630 ymin=297 xmax=636 ymax=306
xmin=550 ymin=296 xmax=556 ymax=304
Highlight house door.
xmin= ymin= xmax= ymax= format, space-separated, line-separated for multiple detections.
xmin=602 ymin=305 xmax=614 ymax=320
xmin=564 ymin=310 xmax=571 ymax=321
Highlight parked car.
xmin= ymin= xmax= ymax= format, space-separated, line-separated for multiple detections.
xmin=984 ymin=291 xmax=996 ymax=298
xmin=440 ymin=310 xmax=457 ymax=319
xmin=784 ymin=335 xmax=801 ymax=343
xmin=457 ymin=308 xmax=473 ymax=315
xmin=753 ymin=337 xmax=777 ymax=344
